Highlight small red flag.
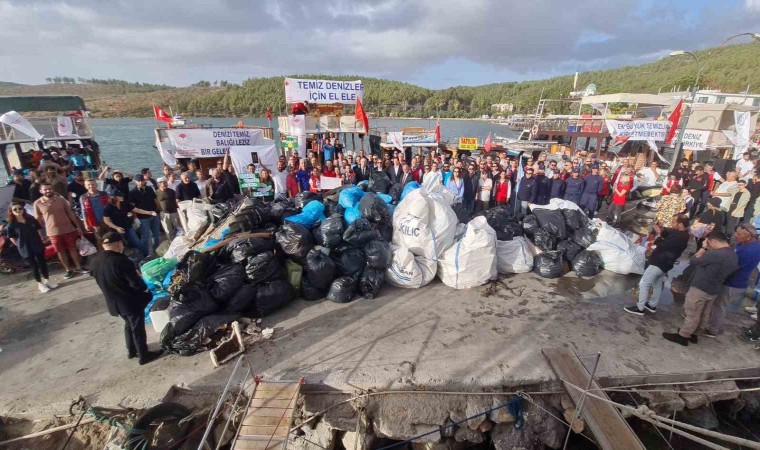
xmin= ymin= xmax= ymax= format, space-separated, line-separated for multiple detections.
xmin=153 ymin=105 xmax=173 ymax=123
xmin=355 ymin=97 xmax=369 ymax=133
xmin=266 ymin=107 xmax=272 ymax=121
xmin=484 ymin=132 xmax=492 ymax=152
xmin=435 ymin=119 xmax=441 ymax=143
xmin=665 ymin=99 xmax=684 ymax=145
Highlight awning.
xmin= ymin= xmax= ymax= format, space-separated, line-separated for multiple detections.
xmin=580 ymin=93 xmax=676 ymax=106
xmin=0 ymin=96 xmax=86 ymax=113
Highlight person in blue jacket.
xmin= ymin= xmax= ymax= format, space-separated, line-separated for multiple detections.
xmin=532 ymin=166 xmax=551 ymax=205
xmin=563 ymin=170 xmax=585 ymax=205
xmin=549 ymin=171 xmax=565 ymax=199
xmin=516 ymin=167 xmax=537 ymax=217
xmin=580 ymin=166 xmax=604 ymax=218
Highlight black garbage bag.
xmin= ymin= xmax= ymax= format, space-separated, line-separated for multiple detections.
xmin=388 ymin=183 xmax=403 ymax=204
xmin=245 ymin=251 xmax=283 ymax=284
xmin=452 ymin=203 xmax=473 ymax=224
xmin=209 ymin=264 xmax=246 ymax=301
xmin=221 ymin=237 xmax=276 ymax=264
xmin=294 ymin=191 xmax=322 ymax=210
xmin=563 ymin=208 xmax=588 ymax=231
xmin=556 ymin=239 xmax=583 ymax=261
xmin=161 ymin=314 xmax=238 ymax=356
xmin=359 ymin=268 xmax=384 ymax=299
xmin=522 ymin=215 xmax=540 ymax=237
xmin=301 ymin=276 xmax=326 ymax=301
xmin=253 ymin=279 xmax=293 ymax=316
xmin=533 ymin=229 xmax=557 ymax=252
xmin=327 ymin=276 xmax=358 ymax=303
xmin=364 ymin=240 xmax=392 ymax=269
xmin=572 ymin=226 xmax=597 ymax=249
xmin=571 ymin=250 xmax=603 ymax=277
xmin=359 ymin=192 xmax=391 ymax=224
xmin=221 ymin=284 xmax=257 ymax=314
xmin=317 ymin=214 xmax=344 ymax=248
xmin=166 ymin=303 xmax=205 ymax=337
xmin=323 ymin=199 xmax=344 ymax=217
xmin=368 ymin=170 xmax=392 ymax=194
xmin=211 ymin=202 xmax=232 ymax=224
xmin=304 ymin=248 xmax=336 ymax=291
xmin=377 ymin=222 xmax=393 ymax=242
xmin=533 ymin=209 xmax=567 ymax=240
xmin=335 ymin=247 xmax=366 ymax=278
xmin=479 ymin=207 xmax=516 ymax=240
xmin=172 ymin=251 xmax=217 ymax=291
xmin=270 ymin=200 xmax=298 ymax=224
xmin=168 ymin=285 xmax=218 ymax=335
xmin=343 ymin=218 xmax=381 ymax=247
xmin=533 ymin=251 xmax=565 ymax=279
xmin=275 ymin=223 xmax=314 ymax=263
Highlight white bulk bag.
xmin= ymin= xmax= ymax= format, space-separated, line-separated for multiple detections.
xmin=437 ymin=217 xmax=497 ymax=289
xmin=529 ymin=198 xmax=583 ymax=213
xmin=496 ymin=237 xmax=536 ymax=274
xmin=164 ymin=236 xmax=194 ymax=260
xmin=386 ymin=245 xmax=437 ymax=288
xmin=587 ymin=219 xmax=646 ymax=274
xmin=392 ymin=186 xmax=458 ymax=260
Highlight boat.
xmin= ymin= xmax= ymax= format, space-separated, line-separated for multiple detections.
xmin=0 ymin=95 xmax=102 ymax=213
xmin=171 ymin=114 xmax=186 ymax=126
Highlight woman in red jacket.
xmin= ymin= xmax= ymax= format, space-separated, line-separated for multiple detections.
xmin=597 ymin=168 xmax=612 ymax=214
xmin=608 ymin=173 xmax=633 ymax=226
xmin=494 ymin=171 xmax=511 ymax=207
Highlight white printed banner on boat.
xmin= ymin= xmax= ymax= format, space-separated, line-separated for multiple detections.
xmin=605 ymin=120 xmax=669 ymax=141
xmin=677 ymin=129 xmax=711 ymax=151
xmin=284 ymin=78 xmax=363 ymax=104
xmin=165 ymin=128 xmax=265 ymax=158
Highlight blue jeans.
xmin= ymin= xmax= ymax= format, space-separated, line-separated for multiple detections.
xmin=123 ymin=227 xmax=148 ymax=258
xmin=637 ymin=265 xmax=666 ymax=309
xmin=139 ymin=216 xmax=160 ymax=254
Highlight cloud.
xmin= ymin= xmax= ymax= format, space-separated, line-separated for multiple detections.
xmin=0 ymin=0 xmax=757 ymax=88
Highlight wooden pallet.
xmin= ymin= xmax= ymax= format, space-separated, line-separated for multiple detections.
xmin=232 ymin=381 xmax=301 ymax=450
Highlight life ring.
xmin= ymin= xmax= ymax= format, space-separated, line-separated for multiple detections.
xmin=530 ymin=125 xmax=539 ymax=137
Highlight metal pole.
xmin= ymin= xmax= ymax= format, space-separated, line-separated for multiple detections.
xmin=562 ymin=352 xmax=602 ymax=450
xmin=197 ymin=356 xmax=244 ymax=450
xmin=669 ymin=57 xmax=702 ymax=169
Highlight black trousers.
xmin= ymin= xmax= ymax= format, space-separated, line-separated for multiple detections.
xmin=25 ymin=253 xmax=49 ymax=282
xmin=121 ymin=313 xmax=148 ymax=359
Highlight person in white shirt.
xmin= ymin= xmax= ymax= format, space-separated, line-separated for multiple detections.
xmin=262 ymin=160 xmax=289 ymax=200
xmin=195 ymin=169 xmax=209 ymax=199
xmin=637 ymin=161 xmax=661 ymax=188
xmin=477 ymin=171 xmax=493 ymax=211
xmin=735 ymin=152 xmax=755 ymax=181
xmin=711 ymin=170 xmax=738 ymax=211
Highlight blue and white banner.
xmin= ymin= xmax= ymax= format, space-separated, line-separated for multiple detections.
xmin=165 ymin=128 xmax=265 ymax=158
xmin=284 ymin=78 xmax=364 ymax=104
xmin=605 ymin=120 xmax=669 ymax=141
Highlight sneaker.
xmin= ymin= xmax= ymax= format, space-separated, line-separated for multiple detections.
xmin=63 ymin=271 xmax=74 ymax=280
xmin=745 ymin=306 xmax=758 ymax=313
xmin=643 ymin=303 xmax=657 ymax=313
xmin=76 ymin=268 xmax=90 ymax=275
xmin=138 ymin=350 xmax=163 ymax=366
xmin=702 ymin=331 xmax=718 ymax=338
xmin=623 ymin=305 xmax=645 ymax=316
xmin=676 ymin=328 xmax=698 ymax=343
xmin=662 ymin=332 xmax=689 ymax=346
xmin=43 ymin=279 xmax=59 ymax=289
xmin=38 ymin=282 xmax=51 ymax=293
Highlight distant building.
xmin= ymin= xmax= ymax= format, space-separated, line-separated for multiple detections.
xmin=671 ymin=89 xmax=760 ymax=108
xmin=491 ymin=103 xmax=514 ymax=113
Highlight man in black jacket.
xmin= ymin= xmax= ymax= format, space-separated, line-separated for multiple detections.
xmin=516 ymin=167 xmax=537 ymax=217
xmin=354 ymin=157 xmax=371 ymax=183
xmin=90 ymin=232 xmax=161 ymax=364
xmin=624 ymin=214 xmax=690 ymax=316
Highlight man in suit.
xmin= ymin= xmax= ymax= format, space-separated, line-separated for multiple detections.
xmin=90 ymin=232 xmax=162 ymax=365
xmin=389 ymin=158 xmax=403 ymax=184
xmin=355 ymin=157 xmax=371 ymax=183
xmin=399 ymin=164 xmax=414 ymax=187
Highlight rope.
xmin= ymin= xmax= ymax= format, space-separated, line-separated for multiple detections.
xmin=518 ymin=393 xmax=597 ymax=446
xmin=597 ymin=375 xmax=760 ymax=391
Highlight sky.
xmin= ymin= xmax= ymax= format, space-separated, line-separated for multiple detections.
xmin=1 ymin=0 xmax=759 ymax=89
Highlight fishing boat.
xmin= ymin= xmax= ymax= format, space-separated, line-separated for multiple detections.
xmin=0 ymin=95 xmax=102 ymax=213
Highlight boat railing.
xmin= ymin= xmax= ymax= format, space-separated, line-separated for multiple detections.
xmin=0 ymin=115 xmax=94 ymax=143
xmin=532 ymin=117 xmax=608 ymax=134
xmin=278 ymin=114 xmax=367 ymax=135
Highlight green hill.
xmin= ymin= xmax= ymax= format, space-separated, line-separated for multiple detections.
xmin=1 ymin=42 xmax=759 ymax=118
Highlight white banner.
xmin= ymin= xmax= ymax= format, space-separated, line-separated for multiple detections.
xmin=165 ymin=128 xmax=265 ymax=158
xmin=681 ymin=129 xmax=711 ymax=151
xmin=320 ymin=176 xmax=343 ymax=190
xmin=287 ymin=115 xmax=307 ymax=158
xmin=605 ymin=119 xmax=669 ymax=141
xmin=284 ymin=78 xmax=363 ymax=104
xmin=0 ymin=110 xmax=43 ymax=140
xmin=228 ymin=144 xmax=279 ymax=179
xmin=56 ymin=116 xmax=75 ymax=136
xmin=388 ymin=132 xmax=404 ymax=151
xmin=733 ymin=111 xmax=751 ymax=159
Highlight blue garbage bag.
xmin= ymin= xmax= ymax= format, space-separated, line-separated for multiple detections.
xmin=400 ymin=182 xmax=420 ymax=200
xmin=338 ymin=186 xmax=367 ymax=209
xmin=285 ymin=201 xmax=326 ymax=229
xmin=344 ymin=204 xmax=361 ymax=225
xmin=377 ymin=193 xmax=393 ymax=204
xmin=162 ymin=269 xmax=175 ymax=289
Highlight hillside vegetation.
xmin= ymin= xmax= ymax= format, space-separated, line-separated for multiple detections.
xmin=1 ymin=42 xmax=759 ymax=118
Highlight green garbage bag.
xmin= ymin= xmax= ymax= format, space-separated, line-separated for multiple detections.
xmin=141 ymin=257 xmax=179 ymax=286
xmin=285 ymin=260 xmax=303 ymax=291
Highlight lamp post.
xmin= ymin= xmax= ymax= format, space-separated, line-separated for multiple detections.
xmin=667 ymin=32 xmax=760 ymax=169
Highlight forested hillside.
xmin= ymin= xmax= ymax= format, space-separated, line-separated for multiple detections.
xmin=1 ymin=42 xmax=758 ymax=118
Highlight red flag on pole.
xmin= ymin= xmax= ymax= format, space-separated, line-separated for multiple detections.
xmin=435 ymin=119 xmax=441 ymax=143
xmin=484 ymin=132 xmax=492 ymax=152
xmin=355 ymin=97 xmax=369 ymax=133
xmin=266 ymin=107 xmax=272 ymax=122
xmin=153 ymin=105 xmax=173 ymax=124
xmin=665 ymin=99 xmax=683 ymax=145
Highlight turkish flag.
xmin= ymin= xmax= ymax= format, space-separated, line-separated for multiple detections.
xmin=665 ymin=99 xmax=683 ymax=145
xmin=153 ymin=105 xmax=173 ymax=123
xmin=266 ymin=107 xmax=272 ymax=122
xmin=484 ymin=132 xmax=492 ymax=152
xmin=435 ymin=119 xmax=441 ymax=143
xmin=355 ymin=97 xmax=369 ymax=133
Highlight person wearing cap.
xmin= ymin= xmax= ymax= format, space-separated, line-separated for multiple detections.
xmin=532 ymin=166 xmax=551 ymax=205
xmin=671 ymin=159 xmax=692 ymax=185
xmin=736 ymin=152 xmax=755 ymax=181
xmin=103 ymin=193 xmax=148 ymax=258
xmin=128 ymin=175 xmax=160 ymax=256
xmin=99 ymin=166 xmax=133 ymax=197
xmin=34 ymin=181 xmax=87 ymax=279
xmin=67 ymin=171 xmax=87 ymax=214
xmin=579 ymin=166 xmax=603 ymax=218
xmin=156 ymin=179 xmax=181 ymax=240
xmin=79 ymin=179 xmax=109 ymax=233
xmin=549 ymin=169 xmax=565 ymax=200
xmin=704 ymin=224 xmax=760 ymax=336
xmin=90 ymin=232 xmax=162 ymax=365
xmin=563 ymin=169 xmax=585 ymax=206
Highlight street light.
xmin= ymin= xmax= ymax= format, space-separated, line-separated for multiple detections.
xmin=668 ymin=32 xmax=760 ymax=168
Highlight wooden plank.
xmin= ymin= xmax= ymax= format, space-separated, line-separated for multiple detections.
xmin=255 ymin=383 xmax=300 ymax=393
xmin=241 ymin=415 xmax=291 ymax=427
xmin=542 ymin=348 xmax=645 ymax=450
xmin=250 ymin=398 xmax=297 ymax=409
xmin=243 ymin=407 xmax=293 ymax=419
xmin=233 ymin=440 xmax=284 ymax=450
xmin=239 ymin=424 xmax=290 ymax=437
